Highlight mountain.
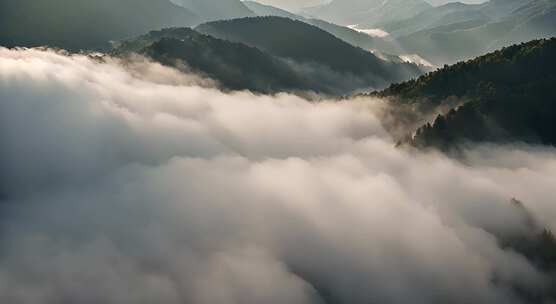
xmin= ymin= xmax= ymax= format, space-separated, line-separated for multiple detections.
xmin=243 ymin=1 xmax=403 ymax=55
xmin=391 ymin=0 xmax=556 ymax=65
xmin=381 ymin=2 xmax=490 ymax=38
xmin=115 ymin=27 xmax=411 ymax=95
xmin=302 ymin=0 xmax=432 ymax=27
xmin=0 ymin=0 xmax=199 ymax=51
xmin=195 ymin=17 xmax=423 ymax=90
xmin=114 ymin=28 xmax=331 ymax=94
xmin=376 ymin=38 xmax=556 ymax=149
xmin=386 ymin=0 xmax=526 ymax=37
xmin=305 ymin=19 xmax=404 ymax=55
xmin=170 ymin=0 xmax=254 ymax=22
xmin=488 ymin=0 xmax=556 ymax=50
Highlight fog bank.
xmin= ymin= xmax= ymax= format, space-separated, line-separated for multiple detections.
xmin=0 ymin=48 xmax=555 ymax=304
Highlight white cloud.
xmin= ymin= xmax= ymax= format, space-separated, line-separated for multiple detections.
xmin=0 ymin=48 xmax=554 ymax=303
xmin=347 ymin=26 xmax=390 ymax=38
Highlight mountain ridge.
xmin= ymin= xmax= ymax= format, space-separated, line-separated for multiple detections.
xmin=375 ymin=38 xmax=556 ymax=149
xmin=195 ymin=16 xmax=423 ymax=90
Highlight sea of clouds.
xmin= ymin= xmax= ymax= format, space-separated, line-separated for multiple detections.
xmin=0 ymin=47 xmax=555 ymax=304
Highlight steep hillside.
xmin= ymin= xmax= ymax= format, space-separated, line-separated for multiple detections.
xmin=195 ymin=17 xmax=423 ymax=89
xmin=377 ymin=38 xmax=556 ymax=148
xmin=0 ymin=0 xmax=199 ymax=51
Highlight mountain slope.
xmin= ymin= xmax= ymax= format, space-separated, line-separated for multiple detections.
xmin=378 ymin=38 xmax=556 ymax=148
xmin=114 ymin=28 xmax=329 ymax=94
xmin=115 ymin=27 xmax=405 ymax=95
xmin=195 ymin=17 xmax=423 ymax=90
xmin=381 ymin=2 xmax=490 ymax=38
xmin=302 ymin=0 xmax=432 ymax=27
xmin=0 ymin=0 xmax=199 ymax=51
xmin=243 ymin=1 xmax=403 ymax=55
xmin=384 ymin=0 xmax=525 ymax=38
xmin=393 ymin=0 xmax=556 ymax=64
xmin=488 ymin=0 xmax=556 ymax=50
xmin=170 ymin=0 xmax=254 ymax=22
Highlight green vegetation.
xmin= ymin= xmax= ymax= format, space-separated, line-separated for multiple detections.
xmin=500 ymin=199 xmax=556 ymax=302
xmin=378 ymin=38 xmax=556 ymax=148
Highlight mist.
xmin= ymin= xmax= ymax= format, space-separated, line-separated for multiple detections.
xmin=0 ymin=48 xmax=555 ymax=304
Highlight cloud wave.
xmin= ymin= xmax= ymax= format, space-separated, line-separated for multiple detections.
xmin=0 ymin=48 xmax=555 ymax=304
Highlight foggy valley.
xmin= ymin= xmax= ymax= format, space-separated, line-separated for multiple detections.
xmin=0 ymin=0 xmax=555 ymax=303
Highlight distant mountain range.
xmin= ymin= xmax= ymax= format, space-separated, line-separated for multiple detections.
xmin=0 ymin=0 xmax=199 ymax=50
xmin=2 ymin=0 xmax=551 ymax=69
xmin=390 ymin=0 xmax=556 ymax=64
xmin=243 ymin=1 xmax=405 ymax=58
xmin=376 ymin=38 xmax=556 ymax=149
xmin=301 ymin=0 xmax=432 ymax=27
xmin=248 ymin=0 xmax=556 ymax=66
xmin=286 ymin=0 xmax=556 ymax=65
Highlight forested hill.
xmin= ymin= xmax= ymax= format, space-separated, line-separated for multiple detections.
xmin=116 ymin=27 xmax=404 ymax=95
xmin=114 ymin=28 xmax=330 ymax=94
xmin=195 ymin=17 xmax=423 ymax=88
xmin=376 ymin=38 xmax=556 ymax=148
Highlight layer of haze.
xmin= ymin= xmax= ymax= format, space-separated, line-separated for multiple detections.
xmin=0 ymin=48 xmax=555 ymax=304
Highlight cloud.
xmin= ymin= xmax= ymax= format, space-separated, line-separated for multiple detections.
xmin=347 ymin=26 xmax=390 ymax=38
xmin=0 ymin=47 xmax=554 ymax=304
